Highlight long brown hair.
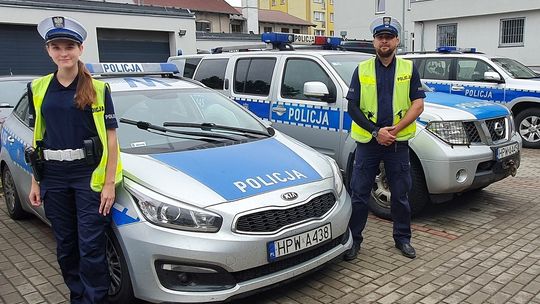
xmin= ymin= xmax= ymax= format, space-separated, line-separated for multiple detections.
xmin=75 ymin=60 xmax=96 ymax=109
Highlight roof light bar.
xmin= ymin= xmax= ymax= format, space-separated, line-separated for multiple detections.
xmin=85 ymin=63 xmax=179 ymax=75
xmin=436 ymin=46 xmax=477 ymax=53
xmin=261 ymin=32 xmax=342 ymax=49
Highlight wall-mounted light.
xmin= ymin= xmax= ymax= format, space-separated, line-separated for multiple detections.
xmin=178 ymin=29 xmax=187 ymax=37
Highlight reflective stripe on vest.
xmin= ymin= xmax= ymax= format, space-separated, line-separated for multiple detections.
xmin=31 ymin=74 xmax=122 ymax=192
xmin=350 ymin=57 xmax=416 ymax=143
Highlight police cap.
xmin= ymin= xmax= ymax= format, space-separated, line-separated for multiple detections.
xmin=370 ymin=16 xmax=401 ymax=37
xmin=37 ymin=16 xmax=87 ymax=44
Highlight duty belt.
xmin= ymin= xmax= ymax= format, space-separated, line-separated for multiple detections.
xmin=43 ymin=148 xmax=85 ymax=161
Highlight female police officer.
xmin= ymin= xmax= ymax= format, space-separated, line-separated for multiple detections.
xmin=28 ymin=16 xmax=122 ymax=304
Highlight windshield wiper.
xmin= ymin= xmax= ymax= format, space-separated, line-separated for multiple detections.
xmin=119 ymin=118 xmax=239 ymax=141
xmin=163 ymin=122 xmax=270 ymax=138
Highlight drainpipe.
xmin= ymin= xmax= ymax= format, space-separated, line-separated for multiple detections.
xmin=420 ymin=21 xmax=425 ymax=51
xmin=402 ymin=0 xmax=406 ymax=51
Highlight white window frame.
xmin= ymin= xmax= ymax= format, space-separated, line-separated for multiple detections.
xmin=313 ymin=0 xmax=323 ymax=3
xmin=330 ymin=13 xmax=334 ymax=23
xmin=315 ymin=29 xmax=325 ymax=36
xmin=499 ymin=17 xmax=525 ymax=47
xmin=376 ymin=0 xmax=385 ymax=14
xmin=437 ymin=23 xmax=457 ymax=47
xmin=314 ymin=11 xmax=325 ymax=22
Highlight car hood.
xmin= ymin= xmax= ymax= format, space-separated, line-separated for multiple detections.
xmin=121 ymin=134 xmax=330 ymax=208
xmin=420 ymin=91 xmax=510 ymax=123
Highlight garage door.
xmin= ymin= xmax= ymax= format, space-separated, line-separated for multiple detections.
xmin=97 ymin=28 xmax=170 ymax=63
xmin=0 ymin=24 xmax=55 ymax=75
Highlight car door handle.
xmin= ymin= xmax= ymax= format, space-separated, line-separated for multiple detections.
xmin=7 ymin=136 xmax=14 ymax=143
xmin=271 ymin=105 xmax=287 ymax=115
xmin=451 ymin=85 xmax=465 ymax=91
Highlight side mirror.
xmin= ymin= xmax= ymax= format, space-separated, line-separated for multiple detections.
xmin=484 ymin=71 xmax=503 ymax=83
xmin=304 ymin=81 xmax=329 ymax=97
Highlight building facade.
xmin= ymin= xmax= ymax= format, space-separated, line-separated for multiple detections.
xmin=259 ymin=0 xmax=335 ymax=36
xmin=0 ymin=0 xmax=195 ymax=75
xmin=335 ymin=0 xmax=540 ymax=66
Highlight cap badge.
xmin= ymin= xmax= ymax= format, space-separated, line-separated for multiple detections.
xmin=52 ymin=16 xmax=65 ymax=28
xmin=383 ymin=17 xmax=391 ymax=26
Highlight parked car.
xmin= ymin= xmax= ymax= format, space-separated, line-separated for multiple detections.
xmin=170 ymin=33 xmax=522 ymax=219
xmin=400 ymin=47 xmax=540 ymax=148
xmin=1 ymin=63 xmax=352 ymax=303
xmin=0 ymin=76 xmax=36 ymax=124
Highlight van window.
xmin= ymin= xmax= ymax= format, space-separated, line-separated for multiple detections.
xmin=281 ymin=58 xmax=337 ymax=102
xmin=183 ymin=58 xmax=202 ymax=78
xmin=234 ymin=58 xmax=276 ymax=96
xmin=194 ymin=59 xmax=228 ymax=90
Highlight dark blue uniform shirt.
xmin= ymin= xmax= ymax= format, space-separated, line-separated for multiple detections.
xmin=346 ymin=57 xmax=425 ymax=132
xmin=29 ymin=73 xmax=117 ymax=150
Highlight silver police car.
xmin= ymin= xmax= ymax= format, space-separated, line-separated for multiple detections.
xmin=1 ymin=63 xmax=352 ymax=303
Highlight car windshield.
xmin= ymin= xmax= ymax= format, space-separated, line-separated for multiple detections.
xmin=323 ymin=54 xmax=374 ymax=83
xmin=491 ymin=58 xmax=539 ymax=79
xmin=113 ymin=88 xmax=269 ymax=153
xmin=0 ymin=79 xmax=30 ymax=106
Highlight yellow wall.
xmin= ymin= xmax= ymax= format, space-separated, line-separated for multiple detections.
xmin=258 ymin=0 xmax=334 ymax=36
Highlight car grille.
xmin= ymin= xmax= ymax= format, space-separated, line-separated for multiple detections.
xmin=486 ymin=117 xmax=507 ymax=142
xmin=462 ymin=117 xmax=508 ymax=144
xmin=232 ymin=232 xmax=345 ymax=283
xmin=463 ymin=122 xmax=482 ymax=143
xmin=235 ymin=193 xmax=336 ymax=233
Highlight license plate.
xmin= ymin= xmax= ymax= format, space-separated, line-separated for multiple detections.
xmin=267 ymin=223 xmax=332 ymax=262
xmin=495 ymin=142 xmax=519 ymax=160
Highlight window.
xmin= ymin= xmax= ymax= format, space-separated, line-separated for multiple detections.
xmin=456 ymin=59 xmax=497 ymax=82
xmin=330 ymin=13 xmax=334 ymax=23
xmin=281 ymin=0 xmax=286 ymax=4
xmin=330 ymin=0 xmax=334 ymax=4
xmin=263 ymin=27 xmax=272 ymax=33
xmin=437 ymin=23 xmax=457 ymax=47
xmin=313 ymin=0 xmax=323 ymax=3
xmin=314 ymin=11 xmax=325 ymax=21
xmin=272 ymin=0 xmax=276 ymax=5
xmin=196 ymin=21 xmax=211 ymax=32
xmin=420 ymin=58 xmax=452 ymax=80
xmin=376 ymin=0 xmax=385 ymax=13
xmin=231 ymin=23 xmax=242 ymax=33
xmin=281 ymin=27 xmax=290 ymax=33
xmin=500 ymin=18 xmax=525 ymax=47
xmin=183 ymin=58 xmax=202 ymax=78
xmin=234 ymin=58 xmax=276 ymax=96
xmin=281 ymin=58 xmax=336 ymax=102
xmin=315 ymin=29 xmax=325 ymax=35
xmin=330 ymin=30 xmax=334 ymax=36
xmin=13 ymin=93 xmax=30 ymax=126
xmin=194 ymin=59 xmax=228 ymax=90
xmin=293 ymin=28 xmax=300 ymax=34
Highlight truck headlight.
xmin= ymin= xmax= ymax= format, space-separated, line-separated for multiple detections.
xmin=125 ymin=182 xmax=222 ymax=232
xmin=426 ymin=121 xmax=469 ymax=145
xmin=325 ymin=156 xmax=344 ymax=196
xmin=509 ymin=115 xmax=516 ymax=135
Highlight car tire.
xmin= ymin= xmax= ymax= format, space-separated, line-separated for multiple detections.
xmin=368 ymin=159 xmax=428 ymax=220
xmin=2 ymin=167 xmax=28 ymax=220
xmin=107 ymin=229 xmax=135 ymax=303
xmin=515 ymin=108 xmax=540 ymax=148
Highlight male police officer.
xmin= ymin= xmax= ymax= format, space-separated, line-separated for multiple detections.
xmin=344 ymin=16 xmax=425 ymax=260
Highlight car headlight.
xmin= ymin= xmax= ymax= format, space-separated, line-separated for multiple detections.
xmin=509 ymin=115 xmax=516 ymax=135
xmin=426 ymin=121 xmax=469 ymax=145
xmin=324 ymin=156 xmax=344 ymax=196
xmin=125 ymin=182 xmax=222 ymax=232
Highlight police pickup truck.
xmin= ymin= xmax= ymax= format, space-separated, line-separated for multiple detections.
xmin=169 ymin=33 xmax=522 ymax=219
xmin=401 ymin=47 xmax=540 ymax=148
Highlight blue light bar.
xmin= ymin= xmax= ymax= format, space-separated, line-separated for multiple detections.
xmin=85 ymin=63 xmax=179 ymax=75
xmin=261 ymin=32 xmax=342 ymax=49
xmin=437 ymin=46 xmax=477 ymax=53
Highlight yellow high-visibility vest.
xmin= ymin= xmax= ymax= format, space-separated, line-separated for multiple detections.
xmin=31 ymin=74 xmax=122 ymax=192
xmin=350 ymin=57 xmax=416 ymax=143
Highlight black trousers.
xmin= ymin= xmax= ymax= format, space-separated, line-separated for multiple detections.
xmin=41 ymin=161 xmax=110 ymax=304
xmin=348 ymin=140 xmax=413 ymax=245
